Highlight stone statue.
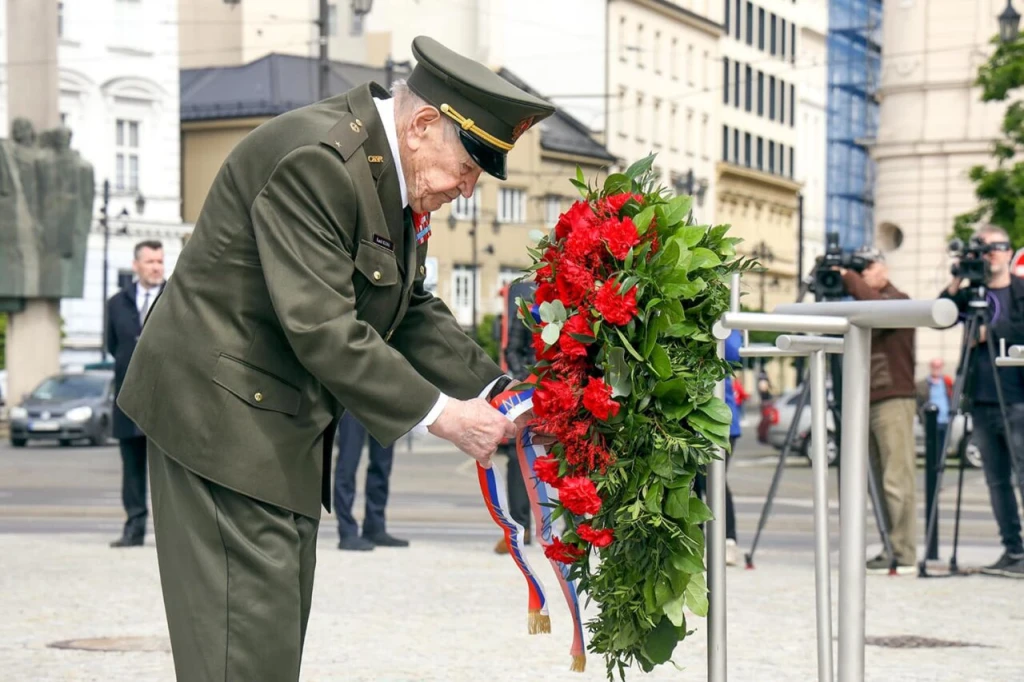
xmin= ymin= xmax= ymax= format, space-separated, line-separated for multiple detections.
xmin=0 ymin=117 xmax=95 ymax=299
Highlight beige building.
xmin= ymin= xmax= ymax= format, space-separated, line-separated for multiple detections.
xmin=873 ymin=0 xmax=1013 ymax=375
xmin=180 ymin=57 xmax=613 ymax=329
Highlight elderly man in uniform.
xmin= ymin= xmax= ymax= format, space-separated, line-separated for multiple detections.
xmin=116 ymin=37 xmax=554 ymax=682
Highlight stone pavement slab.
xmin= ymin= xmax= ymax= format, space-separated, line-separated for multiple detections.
xmin=1 ymin=534 xmax=1021 ymax=681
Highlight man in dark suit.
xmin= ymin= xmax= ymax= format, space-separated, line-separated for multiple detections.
xmin=106 ymin=239 xmax=164 ymax=547
xmin=116 ymin=36 xmax=554 ymax=681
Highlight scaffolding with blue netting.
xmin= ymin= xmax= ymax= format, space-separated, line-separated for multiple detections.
xmin=827 ymin=0 xmax=882 ymax=250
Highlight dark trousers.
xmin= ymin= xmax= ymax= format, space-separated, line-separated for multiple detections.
xmin=694 ymin=436 xmax=738 ymax=542
xmin=118 ymin=436 xmax=148 ymax=540
xmin=504 ymin=444 xmax=531 ymax=530
xmin=972 ymin=404 xmax=1024 ymax=555
xmin=333 ymin=412 xmax=395 ymax=539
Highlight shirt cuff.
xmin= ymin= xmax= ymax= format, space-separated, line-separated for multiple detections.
xmin=479 ymin=375 xmax=509 ymax=400
xmin=412 ymin=392 xmax=449 ymax=435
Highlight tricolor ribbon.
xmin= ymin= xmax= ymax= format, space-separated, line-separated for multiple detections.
xmin=479 ymin=383 xmax=587 ymax=672
xmin=413 ymin=211 xmax=431 ymax=245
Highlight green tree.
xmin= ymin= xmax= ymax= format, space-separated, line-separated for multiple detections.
xmin=955 ymin=34 xmax=1024 ymax=245
xmin=474 ymin=313 xmax=500 ymax=364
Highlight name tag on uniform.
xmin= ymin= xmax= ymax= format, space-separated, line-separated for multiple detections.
xmin=372 ymin=234 xmax=394 ymax=251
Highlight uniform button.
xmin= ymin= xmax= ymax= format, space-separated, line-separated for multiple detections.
xmin=254 ymin=392 xmax=264 ymax=403
xmin=373 ymin=270 xmax=382 ymax=281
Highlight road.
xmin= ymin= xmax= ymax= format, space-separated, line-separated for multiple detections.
xmin=0 ymin=431 xmax=1005 ymax=562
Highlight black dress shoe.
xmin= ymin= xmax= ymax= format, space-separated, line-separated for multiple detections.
xmin=110 ymin=536 xmax=144 ymax=548
xmin=365 ymin=532 xmax=409 ymax=548
xmin=338 ymin=536 xmax=375 ymax=551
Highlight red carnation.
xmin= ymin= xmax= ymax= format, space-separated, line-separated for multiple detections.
xmin=544 ymin=537 xmax=586 ymax=564
xmin=532 ymin=379 xmax=578 ymax=420
xmin=558 ymin=313 xmax=595 ymax=359
xmin=559 ymin=476 xmax=603 ymax=516
xmin=582 ymin=377 xmax=620 ymax=421
xmin=577 ymin=522 xmax=615 ymax=548
xmin=555 ymin=201 xmax=596 ymax=241
xmin=600 ymin=193 xmax=644 ymax=216
xmin=594 ymin=281 xmax=638 ymax=326
xmin=535 ymin=263 xmax=554 ymax=283
xmin=565 ymin=220 xmax=603 ymax=262
xmin=534 ymin=281 xmax=558 ymax=305
xmin=532 ymin=455 xmax=563 ymax=488
xmin=555 ymin=260 xmax=595 ymax=307
xmin=602 ymin=217 xmax=640 ymax=260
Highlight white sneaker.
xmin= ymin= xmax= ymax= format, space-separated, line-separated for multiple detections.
xmin=725 ymin=539 xmax=738 ymax=566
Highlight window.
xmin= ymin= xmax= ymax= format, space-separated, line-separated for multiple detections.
xmin=781 ymin=19 xmax=787 ymax=59
xmin=780 ymin=81 xmax=786 ymax=125
xmin=637 ymin=24 xmax=645 ymax=68
xmin=789 ymin=147 xmax=795 ymax=178
xmin=703 ymin=51 xmax=709 ymax=91
xmin=758 ymin=8 xmax=765 ymax=50
xmin=770 ymin=14 xmax=777 ymax=55
xmin=685 ymin=109 xmax=694 ymax=155
xmin=544 ymin=196 xmax=562 ymax=226
xmin=497 ymin=267 xmax=520 ymax=304
xmin=745 ymin=65 xmax=752 ymax=112
xmin=733 ymin=129 xmax=739 ymax=163
xmin=687 ymin=45 xmax=694 ymax=84
xmin=452 ymin=191 xmax=478 ymax=220
xmin=725 ymin=0 xmax=731 ymax=34
xmin=790 ymin=23 xmax=797 ymax=64
xmin=769 ymin=76 xmax=776 ymax=120
xmin=115 ymin=119 xmax=140 ymax=192
xmin=635 ymin=92 xmax=645 ymax=142
xmin=779 ymin=144 xmax=785 ymax=176
xmin=654 ymin=31 xmax=662 ymax=73
xmin=669 ymin=104 xmax=678 ymax=150
xmin=744 ymin=132 xmax=752 ymax=167
xmin=349 ymin=3 xmax=365 ymax=35
xmin=58 ymin=1 xmax=64 ymax=38
xmin=670 ymin=38 xmax=679 ymax=79
xmin=451 ymin=265 xmax=477 ymax=327
xmin=497 ymin=188 xmax=526 ymax=223
xmin=789 ymin=83 xmax=796 ymax=126
xmin=723 ymin=57 xmax=730 ymax=104
xmin=653 ymin=98 xmax=662 ymax=147
xmin=745 ymin=2 xmax=753 ymax=45
xmin=701 ymin=114 xmax=709 ymax=159
xmin=722 ymin=125 xmax=729 ymax=161
xmin=618 ymin=17 xmax=627 ymax=61
xmin=734 ymin=0 xmax=741 ymax=40
xmin=757 ymin=136 xmax=763 ymax=170
xmin=616 ymin=86 xmax=627 ymax=136
xmin=327 ymin=4 xmax=338 ymax=36
xmin=769 ymin=141 xmax=776 ymax=173
xmin=733 ymin=61 xmax=740 ymax=107
xmin=757 ymin=71 xmax=764 ymax=115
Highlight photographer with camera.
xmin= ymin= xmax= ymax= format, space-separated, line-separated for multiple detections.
xmin=942 ymin=225 xmax=1024 ymax=578
xmin=835 ymin=249 xmax=919 ymax=574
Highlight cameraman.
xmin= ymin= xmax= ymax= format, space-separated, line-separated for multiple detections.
xmin=838 ymin=249 xmax=919 ymax=574
xmin=942 ymin=224 xmax=1024 ymax=578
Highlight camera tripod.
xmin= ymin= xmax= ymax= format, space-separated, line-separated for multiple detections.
xmin=744 ymin=268 xmax=899 ymax=570
xmin=919 ymin=286 xmax=1015 ymax=577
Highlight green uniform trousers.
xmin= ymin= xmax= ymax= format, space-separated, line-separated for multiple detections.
xmin=149 ymin=442 xmax=319 ymax=682
xmin=868 ymin=397 xmax=918 ymax=565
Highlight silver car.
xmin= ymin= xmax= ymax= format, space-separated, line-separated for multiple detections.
xmin=764 ymin=386 xmax=981 ymax=469
xmin=7 ymin=371 xmax=114 ymax=447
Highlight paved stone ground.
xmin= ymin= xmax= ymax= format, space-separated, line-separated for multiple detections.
xmin=1 ymin=534 xmax=1021 ymax=681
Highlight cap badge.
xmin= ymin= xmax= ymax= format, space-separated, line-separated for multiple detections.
xmin=511 ymin=116 xmax=535 ymax=143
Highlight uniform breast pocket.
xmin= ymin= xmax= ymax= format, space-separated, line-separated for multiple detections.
xmin=353 ymin=240 xmax=402 ymax=332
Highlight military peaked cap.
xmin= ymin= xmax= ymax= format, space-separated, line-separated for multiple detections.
xmin=407 ymin=36 xmax=556 ymax=180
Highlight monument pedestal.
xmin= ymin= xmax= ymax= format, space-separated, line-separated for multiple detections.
xmin=6 ymin=300 xmax=61 ymax=402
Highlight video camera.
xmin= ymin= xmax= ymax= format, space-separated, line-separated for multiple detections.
xmin=947 ymin=236 xmax=993 ymax=286
xmin=811 ymin=233 xmax=871 ymax=299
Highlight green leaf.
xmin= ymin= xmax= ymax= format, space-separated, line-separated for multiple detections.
xmin=684 ymin=573 xmax=709 ymax=617
xmin=643 ymin=576 xmax=658 ymax=614
xmin=650 ymin=450 xmax=673 ymax=478
xmin=662 ymin=592 xmax=687 ymax=627
xmin=642 ymin=313 xmax=669 ymax=358
xmin=540 ymin=322 xmax=561 ymax=346
xmin=650 ymin=344 xmax=673 ymax=379
xmin=688 ymin=496 xmax=714 ymax=524
xmin=614 ymin=327 xmax=645 ymax=361
xmin=668 ymin=562 xmax=690 ymax=595
xmin=604 ymin=173 xmax=631 ymax=195
xmin=654 ymin=574 xmax=673 ymax=608
xmin=697 ymin=397 xmax=733 ymax=425
xmin=675 ymin=277 xmax=707 ymax=299
xmin=665 ymin=321 xmax=699 ymax=338
xmin=660 ymin=400 xmax=694 ymax=420
xmin=645 ymin=480 xmax=665 ymax=514
xmin=642 ymin=616 xmax=679 ymax=665
xmin=664 ymin=487 xmax=690 ymax=520
xmin=633 ymin=206 xmax=656 ymax=233
xmin=653 ymin=377 xmax=687 ymax=400
xmin=665 ymin=471 xmax=696 ymax=490
xmin=679 ymin=225 xmax=706 ymax=247
xmin=624 ymin=154 xmax=656 ymax=180
xmin=671 ymin=548 xmax=705 ymax=574
xmin=662 ymin=195 xmax=692 ymax=227
xmin=690 ymin=247 xmax=722 ymax=269
xmin=605 ymin=347 xmax=632 ymax=398
xmin=569 ymin=178 xmax=589 ymax=198
xmin=538 ymin=300 xmax=567 ymax=323
xmin=576 ymin=165 xmax=585 ymax=187
xmin=688 ymin=412 xmax=730 ymax=438
xmin=624 ymin=246 xmax=635 ymax=270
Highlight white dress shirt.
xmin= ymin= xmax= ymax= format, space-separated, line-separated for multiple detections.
xmin=371 ymin=97 xmax=505 ymax=433
xmin=135 ymin=282 xmax=160 ymax=320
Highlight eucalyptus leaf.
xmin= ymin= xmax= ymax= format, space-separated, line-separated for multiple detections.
xmin=606 ymin=347 xmax=632 ymax=398
xmin=540 ymin=322 xmax=562 ymax=346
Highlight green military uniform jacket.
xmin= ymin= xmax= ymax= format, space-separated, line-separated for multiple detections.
xmin=117 ymin=83 xmax=503 ymax=519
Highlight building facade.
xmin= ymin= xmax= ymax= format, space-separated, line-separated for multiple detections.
xmin=873 ymin=0 xmax=1012 ymax=374
xmin=56 ymin=0 xmax=191 ymax=361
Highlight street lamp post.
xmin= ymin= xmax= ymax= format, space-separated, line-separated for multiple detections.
xmin=99 ymin=180 xmax=110 ymax=361
xmin=999 ymin=0 xmax=1021 ymax=44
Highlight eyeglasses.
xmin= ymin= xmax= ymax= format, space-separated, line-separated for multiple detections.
xmin=986 ymin=241 xmax=1013 ymax=252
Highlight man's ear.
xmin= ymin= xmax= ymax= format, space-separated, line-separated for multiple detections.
xmin=405 ymin=105 xmax=442 ymax=152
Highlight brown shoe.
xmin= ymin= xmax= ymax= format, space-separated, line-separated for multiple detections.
xmin=494 ymin=530 xmax=531 ymax=555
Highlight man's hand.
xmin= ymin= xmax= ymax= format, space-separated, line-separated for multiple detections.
xmin=946 ymin=276 xmax=963 ymax=296
xmin=428 ymin=398 xmax=516 ymax=468
xmin=513 ymin=410 xmax=557 ymax=446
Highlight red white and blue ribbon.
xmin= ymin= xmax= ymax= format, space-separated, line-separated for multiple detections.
xmin=413 ymin=211 xmax=431 ymax=245
xmin=480 ymin=384 xmax=587 ymax=672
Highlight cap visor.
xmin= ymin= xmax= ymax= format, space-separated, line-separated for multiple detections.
xmin=457 ymin=129 xmax=507 ymax=180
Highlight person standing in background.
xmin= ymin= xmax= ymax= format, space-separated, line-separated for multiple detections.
xmin=917 ymin=357 xmax=953 ymax=460
xmin=107 ymin=240 xmax=165 ymax=547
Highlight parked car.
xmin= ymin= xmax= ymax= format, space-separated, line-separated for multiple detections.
xmin=761 ymin=386 xmax=981 ymax=469
xmin=7 ymin=370 xmax=114 ymax=447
